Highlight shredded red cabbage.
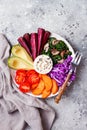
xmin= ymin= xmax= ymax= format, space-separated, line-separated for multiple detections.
xmin=49 ymin=56 xmax=76 ymax=87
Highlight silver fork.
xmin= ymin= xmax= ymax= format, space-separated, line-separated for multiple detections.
xmin=55 ymin=51 xmax=82 ymax=103
xmin=70 ymin=51 xmax=82 ymax=73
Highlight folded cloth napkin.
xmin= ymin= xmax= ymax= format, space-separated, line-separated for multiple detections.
xmin=0 ymin=34 xmax=55 ymax=130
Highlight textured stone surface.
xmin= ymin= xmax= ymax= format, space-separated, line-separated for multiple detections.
xmin=0 ymin=0 xmax=87 ymax=130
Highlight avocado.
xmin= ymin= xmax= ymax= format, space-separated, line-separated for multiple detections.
xmin=11 ymin=45 xmax=33 ymax=64
xmin=8 ymin=56 xmax=34 ymax=70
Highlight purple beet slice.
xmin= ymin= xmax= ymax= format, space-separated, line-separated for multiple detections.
xmin=30 ymin=33 xmax=38 ymax=60
xmin=40 ymin=31 xmax=51 ymax=53
xmin=23 ymin=33 xmax=32 ymax=54
xmin=37 ymin=28 xmax=45 ymax=55
xmin=17 ymin=37 xmax=32 ymax=57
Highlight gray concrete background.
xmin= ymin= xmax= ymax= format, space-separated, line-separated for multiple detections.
xmin=0 ymin=0 xmax=87 ymax=130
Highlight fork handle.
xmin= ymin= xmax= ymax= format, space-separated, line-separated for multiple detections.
xmin=55 ymin=72 xmax=72 ymax=104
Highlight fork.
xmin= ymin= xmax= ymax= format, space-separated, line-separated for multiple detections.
xmin=55 ymin=51 xmax=82 ymax=104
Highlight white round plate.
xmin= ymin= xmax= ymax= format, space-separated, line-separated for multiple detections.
xmin=11 ymin=33 xmax=75 ymax=98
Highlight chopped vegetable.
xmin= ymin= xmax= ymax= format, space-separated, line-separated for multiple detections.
xmin=11 ymin=44 xmax=33 ymax=63
xmin=16 ymin=69 xmax=26 ymax=76
xmin=30 ymin=33 xmax=38 ymax=60
xmin=26 ymin=70 xmax=40 ymax=84
xmin=42 ymin=37 xmax=72 ymax=64
xmin=32 ymin=79 xmax=45 ymax=95
xmin=17 ymin=28 xmax=51 ymax=61
xmin=18 ymin=37 xmax=32 ymax=57
xmin=15 ymin=69 xmax=26 ymax=85
xmin=49 ymin=37 xmax=57 ymax=48
xmin=52 ymin=55 xmax=62 ymax=64
xmin=51 ymin=79 xmax=59 ymax=94
xmin=19 ymin=82 xmax=30 ymax=93
xmin=37 ymin=28 xmax=45 ymax=55
xmin=31 ymin=83 xmax=38 ymax=90
xmin=55 ymin=40 xmax=69 ymax=51
xmin=8 ymin=56 xmax=34 ymax=70
xmin=15 ymin=73 xmax=26 ymax=85
xmin=23 ymin=33 xmax=32 ymax=55
xmin=15 ymin=69 xmax=59 ymax=97
xmin=40 ymin=31 xmax=51 ymax=53
xmin=8 ymin=44 xmax=34 ymax=70
xmin=51 ymin=48 xmax=60 ymax=55
xmin=49 ymin=56 xmax=76 ymax=86
xmin=41 ymin=74 xmax=52 ymax=91
xmin=15 ymin=69 xmax=41 ymax=93
xmin=15 ymin=69 xmax=26 ymax=84
xmin=42 ymin=89 xmax=51 ymax=98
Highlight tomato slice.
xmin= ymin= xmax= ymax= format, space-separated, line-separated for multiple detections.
xmin=16 ymin=69 xmax=26 ymax=77
xmin=15 ymin=74 xmax=26 ymax=85
xmin=26 ymin=70 xmax=40 ymax=84
xmin=15 ymin=69 xmax=40 ymax=85
xmin=15 ymin=69 xmax=27 ymax=84
xmin=28 ymin=74 xmax=40 ymax=84
xmin=19 ymin=82 xmax=30 ymax=93
xmin=26 ymin=70 xmax=37 ymax=76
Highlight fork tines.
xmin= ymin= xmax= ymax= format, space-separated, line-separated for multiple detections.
xmin=72 ymin=51 xmax=82 ymax=65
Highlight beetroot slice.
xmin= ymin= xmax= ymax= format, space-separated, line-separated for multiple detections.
xmin=17 ymin=37 xmax=32 ymax=57
xmin=37 ymin=28 xmax=45 ymax=55
xmin=23 ymin=33 xmax=30 ymax=43
xmin=30 ymin=33 xmax=38 ymax=60
xmin=40 ymin=31 xmax=51 ymax=53
xmin=23 ymin=33 xmax=32 ymax=54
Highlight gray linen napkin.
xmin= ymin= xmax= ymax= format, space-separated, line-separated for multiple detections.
xmin=0 ymin=34 xmax=55 ymax=130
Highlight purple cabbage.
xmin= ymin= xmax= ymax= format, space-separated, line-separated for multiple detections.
xmin=49 ymin=56 xmax=76 ymax=87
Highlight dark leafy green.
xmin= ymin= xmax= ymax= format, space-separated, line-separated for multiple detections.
xmin=55 ymin=40 xmax=69 ymax=51
xmin=42 ymin=37 xmax=72 ymax=65
xmin=42 ymin=49 xmax=51 ymax=57
xmin=52 ymin=55 xmax=62 ymax=64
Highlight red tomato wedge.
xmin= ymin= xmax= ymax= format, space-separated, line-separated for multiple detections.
xmin=16 ymin=69 xmax=26 ymax=76
xmin=28 ymin=74 xmax=40 ymax=84
xmin=15 ymin=69 xmax=40 ymax=93
xmin=15 ymin=74 xmax=26 ymax=84
xmin=15 ymin=69 xmax=26 ymax=84
xmin=19 ymin=82 xmax=30 ymax=93
xmin=26 ymin=70 xmax=36 ymax=76
xmin=26 ymin=70 xmax=40 ymax=84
